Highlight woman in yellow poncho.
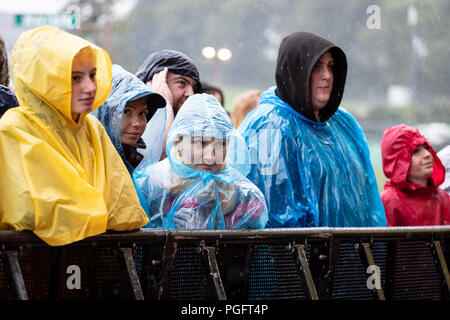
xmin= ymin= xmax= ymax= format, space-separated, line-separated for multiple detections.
xmin=0 ymin=26 xmax=149 ymax=246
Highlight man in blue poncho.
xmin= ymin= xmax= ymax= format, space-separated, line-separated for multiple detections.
xmin=133 ymin=93 xmax=268 ymax=230
xmin=238 ymin=32 xmax=386 ymax=227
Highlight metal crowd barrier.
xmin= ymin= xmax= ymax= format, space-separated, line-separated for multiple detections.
xmin=1 ymin=227 xmax=449 ymax=300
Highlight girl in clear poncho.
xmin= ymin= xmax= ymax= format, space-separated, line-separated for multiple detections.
xmin=0 ymin=26 xmax=149 ymax=246
xmin=134 ymin=94 xmax=268 ymax=229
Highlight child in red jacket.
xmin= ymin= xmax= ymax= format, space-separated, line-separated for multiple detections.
xmin=380 ymin=124 xmax=450 ymax=226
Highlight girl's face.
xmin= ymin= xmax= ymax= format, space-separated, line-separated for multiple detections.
xmin=121 ymin=97 xmax=148 ymax=145
xmin=71 ymin=49 xmax=97 ymax=122
xmin=407 ymin=144 xmax=434 ymax=183
xmin=175 ymin=135 xmax=228 ymax=173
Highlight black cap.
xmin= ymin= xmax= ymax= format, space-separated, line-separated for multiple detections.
xmin=136 ymin=50 xmax=202 ymax=93
xmin=130 ymin=91 xmax=166 ymax=122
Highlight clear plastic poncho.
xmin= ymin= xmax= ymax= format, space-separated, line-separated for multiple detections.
xmin=133 ymin=94 xmax=268 ymax=229
xmin=237 ymin=87 xmax=386 ymax=228
xmin=91 ymin=64 xmax=167 ymax=171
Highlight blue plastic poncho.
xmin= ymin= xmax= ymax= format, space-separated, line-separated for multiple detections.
xmin=91 ymin=64 xmax=167 ymax=172
xmin=238 ymin=32 xmax=385 ymax=228
xmin=134 ymin=93 xmax=268 ymax=229
xmin=238 ymin=86 xmax=386 ymax=227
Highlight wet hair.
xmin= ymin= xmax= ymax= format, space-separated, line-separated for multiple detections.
xmin=230 ymin=89 xmax=261 ymax=128
xmin=0 ymin=35 xmax=9 ymax=86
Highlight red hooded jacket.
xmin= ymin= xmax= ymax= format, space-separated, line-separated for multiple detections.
xmin=381 ymin=125 xmax=450 ymax=226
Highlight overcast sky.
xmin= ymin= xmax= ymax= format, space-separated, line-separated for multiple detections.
xmin=0 ymin=0 xmax=69 ymax=14
xmin=0 ymin=0 xmax=137 ymax=19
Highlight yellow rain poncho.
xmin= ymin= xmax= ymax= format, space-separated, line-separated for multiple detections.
xmin=0 ymin=26 xmax=149 ymax=246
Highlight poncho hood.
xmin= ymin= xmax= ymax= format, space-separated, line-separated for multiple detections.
xmin=12 ymin=25 xmax=112 ymax=129
xmin=381 ymin=124 xmax=445 ymax=191
xmin=92 ymin=64 xmax=165 ymax=171
xmin=275 ymin=32 xmax=347 ymax=122
xmin=0 ymin=26 xmax=149 ymax=246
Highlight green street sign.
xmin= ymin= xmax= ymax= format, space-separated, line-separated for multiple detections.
xmin=14 ymin=6 xmax=81 ymax=30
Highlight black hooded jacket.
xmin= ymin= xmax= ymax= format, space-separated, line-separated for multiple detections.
xmin=0 ymin=85 xmax=19 ymax=118
xmin=275 ymin=32 xmax=347 ymax=122
xmin=135 ymin=50 xmax=202 ymax=93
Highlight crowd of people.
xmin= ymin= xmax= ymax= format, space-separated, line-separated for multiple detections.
xmin=0 ymin=26 xmax=448 ymax=246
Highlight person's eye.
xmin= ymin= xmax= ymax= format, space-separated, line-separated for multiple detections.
xmin=72 ymin=75 xmax=80 ymax=82
xmin=177 ymin=81 xmax=186 ymax=87
xmin=124 ymin=109 xmax=131 ymax=115
xmin=140 ymin=110 xmax=148 ymax=117
xmin=90 ymin=72 xmax=96 ymax=80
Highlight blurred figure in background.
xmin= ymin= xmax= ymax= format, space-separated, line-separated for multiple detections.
xmin=202 ymin=82 xmax=225 ymax=106
xmin=134 ymin=94 xmax=268 ymax=230
xmin=381 ymin=125 xmax=450 ymax=226
xmin=437 ymin=145 xmax=450 ymax=194
xmin=0 ymin=34 xmax=18 ymax=118
xmin=136 ymin=50 xmax=201 ymax=159
xmin=0 ymin=26 xmax=149 ymax=246
xmin=231 ymin=89 xmax=261 ymax=128
xmin=237 ymin=32 xmax=386 ymax=228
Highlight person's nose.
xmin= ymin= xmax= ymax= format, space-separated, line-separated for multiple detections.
xmin=185 ymin=84 xmax=194 ymax=96
xmin=423 ymin=148 xmax=432 ymax=160
xmin=83 ymin=77 xmax=97 ymax=95
xmin=203 ymin=144 xmax=216 ymax=164
xmin=131 ymin=115 xmax=145 ymax=129
xmin=321 ymin=66 xmax=332 ymax=80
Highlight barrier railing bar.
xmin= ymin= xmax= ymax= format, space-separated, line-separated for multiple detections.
xmin=1 ymin=227 xmax=450 ymax=244
xmin=294 ymin=244 xmax=319 ymax=300
xmin=119 ymin=247 xmax=144 ymax=300
xmin=432 ymin=241 xmax=450 ymax=293
xmin=203 ymin=245 xmax=227 ymax=300
xmin=361 ymin=242 xmax=386 ymax=300
xmin=4 ymin=250 xmax=28 ymax=300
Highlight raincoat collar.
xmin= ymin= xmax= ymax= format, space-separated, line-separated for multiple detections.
xmin=260 ymin=86 xmax=328 ymax=127
xmin=381 ymin=124 xmax=445 ymax=191
xmin=275 ymin=32 xmax=347 ymax=122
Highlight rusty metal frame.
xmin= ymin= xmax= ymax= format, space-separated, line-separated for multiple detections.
xmin=360 ymin=242 xmax=386 ymax=300
xmin=3 ymin=250 xmax=28 ymax=300
xmin=158 ymin=237 xmax=178 ymax=300
xmin=293 ymin=243 xmax=319 ymax=300
xmin=119 ymin=247 xmax=144 ymax=300
xmin=202 ymin=243 xmax=227 ymax=300
xmin=432 ymin=240 xmax=450 ymax=294
xmin=1 ymin=227 xmax=450 ymax=300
